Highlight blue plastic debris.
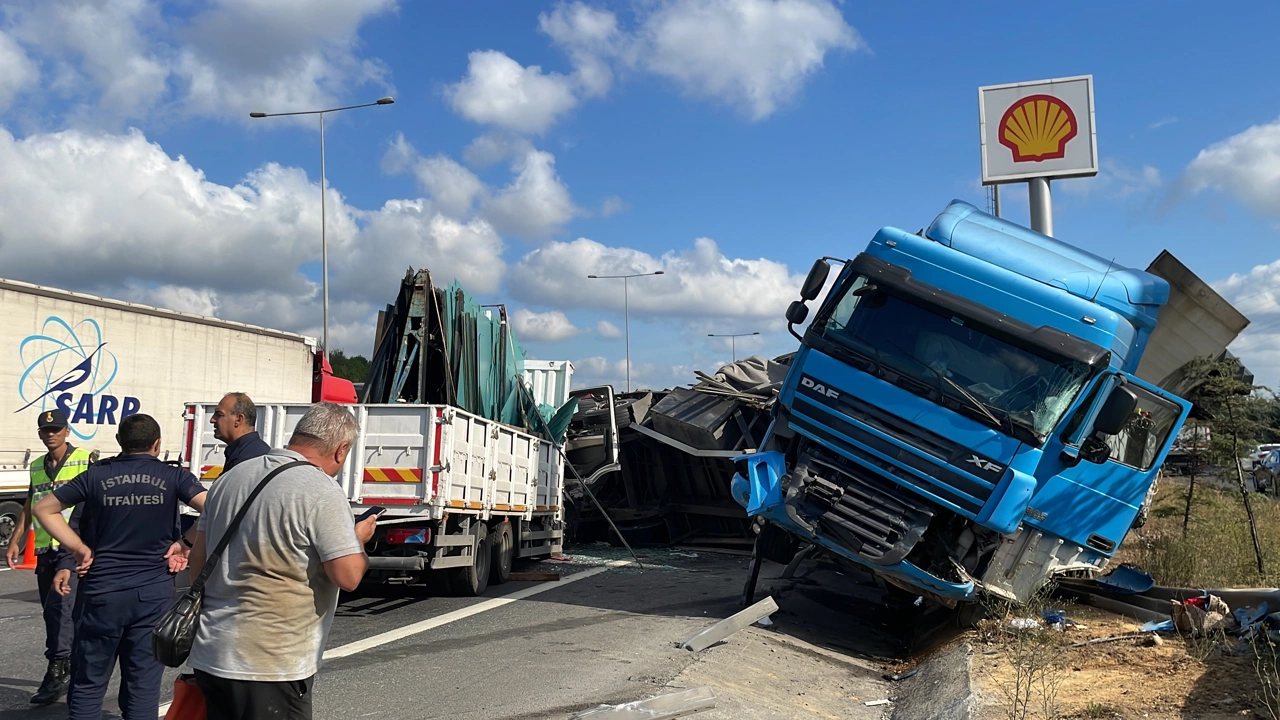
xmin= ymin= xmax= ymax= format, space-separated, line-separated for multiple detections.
xmin=1096 ymin=564 xmax=1156 ymax=594
xmin=1140 ymin=619 xmax=1175 ymax=633
xmin=1042 ymin=609 xmax=1081 ymax=629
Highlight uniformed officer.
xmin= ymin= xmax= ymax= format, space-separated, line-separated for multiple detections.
xmin=3 ymin=408 xmax=96 ymax=706
xmin=34 ymin=413 xmax=206 ymax=720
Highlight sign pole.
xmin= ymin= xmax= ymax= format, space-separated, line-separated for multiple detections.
xmin=1028 ymin=177 xmax=1053 ymax=236
xmin=993 ymin=185 xmax=1002 ymax=218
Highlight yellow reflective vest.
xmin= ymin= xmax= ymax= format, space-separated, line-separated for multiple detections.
xmin=29 ymin=446 xmax=96 ymax=550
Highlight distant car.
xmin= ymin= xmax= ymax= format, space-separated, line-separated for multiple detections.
xmin=1250 ymin=449 xmax=1280 ymax=493
xmin=1244 ymin=444 xmax=1280 ymax=472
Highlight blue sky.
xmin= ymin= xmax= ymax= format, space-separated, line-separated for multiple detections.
xmin=3 ymin=1 xmax=1280 ymax=390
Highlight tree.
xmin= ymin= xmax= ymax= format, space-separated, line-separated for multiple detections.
xmin=329 ymin=349 xmax=371 ymax=384
xmin=1183 ymin=356 xmax=1272 ymax=576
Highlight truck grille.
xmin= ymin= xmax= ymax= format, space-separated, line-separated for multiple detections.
xmin=797 ymin=447 xmax=934 ymax=566
xmin=792 ymin=397 xmax=992 ymax=516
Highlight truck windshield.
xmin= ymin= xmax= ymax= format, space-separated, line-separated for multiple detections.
xmin=821 ymin=277 xmax=1093 ymax=437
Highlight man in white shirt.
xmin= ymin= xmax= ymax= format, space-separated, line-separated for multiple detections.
xmin=187 ymin=402 xmax=378 ymax=719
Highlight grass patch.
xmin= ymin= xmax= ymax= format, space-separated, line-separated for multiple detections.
xmin=1116 ymin=477 xmax=1280 ymax=588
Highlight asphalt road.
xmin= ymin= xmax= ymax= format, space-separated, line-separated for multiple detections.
xmin=0 ymin=545 xmax=941 ymax=719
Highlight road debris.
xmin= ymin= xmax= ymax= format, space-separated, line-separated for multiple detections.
xmin=680 ymin=596 xmax=779 ymax=652
xmin=863 ymin=698 xmax=891 ymax=707
xmin=571 ymin=687 xmax=718 ymax=719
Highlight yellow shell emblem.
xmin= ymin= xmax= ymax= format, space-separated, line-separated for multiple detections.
xmin=999 ymin=94 xmax=1078 ymax=162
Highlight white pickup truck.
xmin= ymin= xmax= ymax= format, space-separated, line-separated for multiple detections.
xmin=181 ymin=401 xmax=565 ymax=596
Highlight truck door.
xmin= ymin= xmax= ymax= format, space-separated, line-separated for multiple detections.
xmin=1025 ymin=372 xmax=1190 ymax=557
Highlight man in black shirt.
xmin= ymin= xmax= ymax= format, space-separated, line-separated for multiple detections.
xmin=34 ymin=413 xmax=206 ymax=720
xmin=211 ymin=392 xmax=271 ymax=475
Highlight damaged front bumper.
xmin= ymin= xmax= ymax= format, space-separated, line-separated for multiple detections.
xmin=732 ymin=451 xmax=976 ymax=603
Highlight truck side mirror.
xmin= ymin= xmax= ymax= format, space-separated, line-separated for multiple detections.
xmin=785 ymin=301 xmax=809 ymax=325
xmin=1093 ymin=385 xmax=1138 ymax=436
xmin=800 ymin=260 xmax=830 ymax=301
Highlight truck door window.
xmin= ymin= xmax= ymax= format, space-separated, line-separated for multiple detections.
xmin=1103 ymin=386 xmax=1182 ymax=471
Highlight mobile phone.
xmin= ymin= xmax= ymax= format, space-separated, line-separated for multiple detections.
xmin=356 ymin=506 xmax=386 ymax=522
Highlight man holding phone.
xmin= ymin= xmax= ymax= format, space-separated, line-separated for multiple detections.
xmin=187 ymin=403 xmax=378 ymax=719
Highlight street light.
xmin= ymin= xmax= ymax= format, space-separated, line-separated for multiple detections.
xmin=249 ymin=97 xmax=395 ymax=358
xmin=707 ymin=332 xmax=760 ymax=363
xmin=587 ymin=270 xmax=664 ymax=392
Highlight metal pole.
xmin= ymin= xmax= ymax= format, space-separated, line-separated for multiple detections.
xmin=993 ymin=184 xmax=1002 ymax=218
xmin=730 ymin=336 xmax=736 ymax=363
xmin=319 ymin=112 xmax=329 ymax=359
xmin=623 ymin=276 xmax=630 ymax=393
xmin=1028 ymin=177 xmax=1052 ymax=236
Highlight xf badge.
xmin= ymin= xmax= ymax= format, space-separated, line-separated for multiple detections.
xmin=965 ymin=455 xmax=1003 ymax=474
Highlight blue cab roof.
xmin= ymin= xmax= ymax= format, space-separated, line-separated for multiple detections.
xmin=925 ymin=201 xmax=1168 ymax=340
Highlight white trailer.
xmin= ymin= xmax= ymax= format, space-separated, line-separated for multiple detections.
xmin=182 ymin=401 xmax=565 ymax=596
xmin=0 ymin=276 xmax=328 ymax=547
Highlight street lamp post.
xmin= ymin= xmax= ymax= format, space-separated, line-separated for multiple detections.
xmin=587 ymin=271 xmax=664 ymax=392
xmin=707 ymin=332 xmax=760 ymax=363
xmin=249 ymin=97 xmax=395 ymax=359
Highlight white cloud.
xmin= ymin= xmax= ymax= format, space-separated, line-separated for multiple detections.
xmin=572 ymin=355 xmax=695 ymax=391
xmin=410 ymin=154 xmax=485 ymax=218
xmin=596 ymin=320 xmax=622 ymax=338
xmin=634 ymin=0 xmax=861 ymax=119
xmin=445 ymin=50 xmax=579 ymax=134
xmin=2 ymin=0 xmax=395 ymax=126
xmin=600 ymin=195 xmax=627 ymax=216
xmin=1059 ymin=158 xmax=1162 ymax=199
xmin=1149 ymin=116 xmax=1178 ymax=131
xmin=6 ymin=0 xmax=170 ymax=122
xmin=538 ymin=2 xmax=620 ymax=97
xmin=384 ymin=135 xmax=580 ymax=239
xmin=512 ymin=308 xmax=581 ymax=342
xmin=483 ymin=149 xmax=582 ymax=238
xmin=1182 ymin=118 xmax=1280 ymax=216
xmin=463 ymin=132 xmax=535 ymax=168
xmin=536 ymin=0 xmax=859 ymax=123
xmin=0 ymin=31 xmax=38 ymax=112
xmin=1215 ymin=264 xmax=1280 ymax=388
xmin=447 ymin=0 xmax=861 ymax=136
xmin=509 ymin=236 xmax=800 ymax=318
xmin=0 ymin=127 xmax=503 ymax=351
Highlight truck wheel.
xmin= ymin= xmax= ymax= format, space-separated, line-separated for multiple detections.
xmin=449 ymin=524 xmax=490 ymax=597
xmin=0 ymin=501 xmax=21 ymax=549
xmin=490 ymin=521 xmax=513 ymax=585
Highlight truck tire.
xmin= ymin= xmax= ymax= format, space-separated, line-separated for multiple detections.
xmin=490 ymin=521 xmax=513 ymax=585
xmin=449 ymin=524 xmax=491 ymax=597
xmin=0 ymin=501 xmax=22 ymax=550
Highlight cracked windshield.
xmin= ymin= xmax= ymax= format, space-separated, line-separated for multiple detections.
xmin=823 ymin=278 xmax=1093 ymax=436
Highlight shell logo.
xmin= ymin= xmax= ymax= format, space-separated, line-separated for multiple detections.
xmin=998 ymin=94 xmax=1078 ymax=163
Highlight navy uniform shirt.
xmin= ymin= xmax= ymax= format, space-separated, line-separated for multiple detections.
xmin=52 ymin=453 xmax=204 ymax=595
xmin=222 ymin=431 xmax=271 ymax=474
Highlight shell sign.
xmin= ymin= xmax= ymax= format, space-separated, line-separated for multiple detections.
xmin=980 ymin=75 xmax=1097 ymax=185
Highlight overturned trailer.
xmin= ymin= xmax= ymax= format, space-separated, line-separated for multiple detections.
xmin=564 ymin=356 xmax=791 ymax=548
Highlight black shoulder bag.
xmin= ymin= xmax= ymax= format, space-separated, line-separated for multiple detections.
xmin=152 ymin=460 xmax=310 ymax=667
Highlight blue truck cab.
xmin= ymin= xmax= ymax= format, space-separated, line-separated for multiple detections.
xmin=733 ymin=201 xmax=1191 ymax=605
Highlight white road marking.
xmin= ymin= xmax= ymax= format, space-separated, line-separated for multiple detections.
xmin=0 ymin=567 xmax=11 ymax=572
xmin=158 ymin=561 xmax=627 ymax=717
xmin=324 ymin=561 xmax=626 ymax=660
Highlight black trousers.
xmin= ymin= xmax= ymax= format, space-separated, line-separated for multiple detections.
xmin=194 ymin=670 xmax=314 ymax=720
xmin=69 ymin=582 xmax=173 ymax=720
xmin=34 ymin=550 xmax=75 ymax=661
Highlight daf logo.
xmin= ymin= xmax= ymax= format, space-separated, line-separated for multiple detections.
xmin=965 ymin=455 xmax=1003 ymax=474
xmin=800 ymin=377 xmax=840 ymax=399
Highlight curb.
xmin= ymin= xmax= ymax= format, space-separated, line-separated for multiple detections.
xmin=890 ymin=642 xmax=975 ymax=720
